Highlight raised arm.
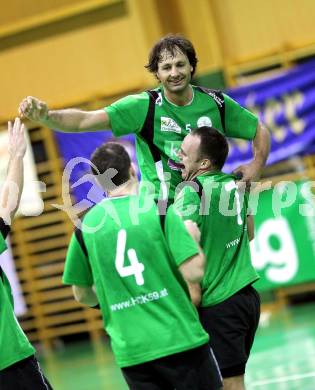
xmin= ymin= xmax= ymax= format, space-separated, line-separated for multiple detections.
xmin=234 ymin=122 xmax=270 ymax=185
xmin=247 ymin=214 xmax=254 ymax=242
xmin=19 ymin=96 xmax=110 ymax=133
xmin=0 ymin=118 xmax=27 ymax=225
xmin=252 ymin=121 xmax=270 ymax=175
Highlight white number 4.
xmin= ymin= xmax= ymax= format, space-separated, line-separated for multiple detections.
xmin=115 ymin=229 xmax=145 ymax=285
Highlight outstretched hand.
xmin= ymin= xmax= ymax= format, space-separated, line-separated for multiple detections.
xmin=19 ymin=96 xmax=48 ymax=123
xmin=8 ymin=117 xmax=27 ymax=158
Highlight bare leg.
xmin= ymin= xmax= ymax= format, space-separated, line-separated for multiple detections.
xmin=223 ymin=375 xmax=245 ymax=390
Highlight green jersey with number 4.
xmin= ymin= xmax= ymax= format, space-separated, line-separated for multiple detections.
xmin=174 ymin=172 xmax=259 ymax=307
xmin=105 ymin=86 xmax=258 ymax=201
xmin=63 ymin=195 xmax=209 ymax=367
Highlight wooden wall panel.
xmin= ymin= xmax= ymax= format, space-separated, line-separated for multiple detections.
xmin=0 ymin=18 xmax=147 ymax=120
xmin=0 ymin=0 xmax=156 ymax=120
xmin=211 ymin=0 xmax=315 ymax=65
xmin=171 ymin=0 xmax=223 ymax=73
xmin=0 ymin=0 xmax=86 ymax=26
xmin=2 ymin=0 xmax=315 ymax=120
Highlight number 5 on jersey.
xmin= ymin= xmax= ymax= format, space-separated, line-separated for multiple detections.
xmin=115 ymin=229 xmax=145 ymax=285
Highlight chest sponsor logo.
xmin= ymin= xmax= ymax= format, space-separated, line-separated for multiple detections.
xmin=197 ymin=116 xmax=212 ymax=127
xmin=161 ymin=117 xmax=181 ymax=133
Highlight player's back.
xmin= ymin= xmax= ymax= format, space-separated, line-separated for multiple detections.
xmin=81 ymin=195 xmax=208 ymax=368
xmin=197 ymin=172 xmax=259 ymax=307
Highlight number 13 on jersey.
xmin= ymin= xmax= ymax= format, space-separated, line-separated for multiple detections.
xmin=115 ymin=229 xmax=145 ymax=285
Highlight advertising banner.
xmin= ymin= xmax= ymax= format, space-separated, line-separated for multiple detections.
xmin=225 ymin=59 xmax=315 ymax=171
xmin=251 ymin=180 xmax=315 ymax=291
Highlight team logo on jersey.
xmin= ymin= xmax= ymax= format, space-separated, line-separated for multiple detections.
xmin=161 ymin=117 xmax=181 ymax=133
xmin=197 ymin=116 xmax=212 ymax=127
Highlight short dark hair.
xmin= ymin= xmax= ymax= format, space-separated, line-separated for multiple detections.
xmin=191 ymin=126 xmax=229 ymax=170
xmin=145 ymin=34 xmax=198 ymax=77
xmin=90 ymin=142 xmax=131 ymax=189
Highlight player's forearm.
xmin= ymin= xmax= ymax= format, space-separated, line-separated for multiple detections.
xmin=73 ymin=285 xmax=99 ymax=306
xmin=0 ymin=156 xmax=24 ymax=224
xmin=247 ymin=215 xmax=254 ymax=241
xmin=179 ymin=251 xmax=205 ymax=283
xmin=252 ymin=122 xmax=270 ymax=168
xmin=188 ymin=252 xmax=205 ymax=283
xmin=187 ymin=282 xmax=202 ymax=307
xmin=43 ymin=109 xmax=104 ymax=133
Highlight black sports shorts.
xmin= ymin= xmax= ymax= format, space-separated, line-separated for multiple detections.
xmin=199 ymin=284 xmax=261 ymax=378
xmin=0 ymin=355 xmax=53 ymax=390
xmin=121 ymin=343 xmax=222 ymax=390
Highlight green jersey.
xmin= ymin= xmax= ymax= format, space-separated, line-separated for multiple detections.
xmin=105 ymin=86 xmax=258 ymax=200
xmin=63 ymin=195 xmax=209 ymax=368
xmin=0 ymin=222 xmax=35 ymax=371
xmin=174 ymin=172 xmax=259 ymax=307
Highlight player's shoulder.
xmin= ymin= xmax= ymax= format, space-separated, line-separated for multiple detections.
xmin=192 ymin=85 xmax=227 ymax=105
xmin=129 ymin=91 xmax=150 ymax=101
xmin=192 ymin=84 xmax=222 ymax=92
xmin=174 ymin=180 xmax=202 ymax=204
xmin=221 ymin=172 xmax=239 ymax=182
xmin=110 ymin=91 xmax=149 ymax=107
xmin=192 ymin=84 xmax=224 ymax=96
xmin=196 ymin=172 xmax=235 ymax=188
xmin=82 ymin=198 xmax=112 ymax=220
xmin=211 ymin=172 xmax=241 ymax=190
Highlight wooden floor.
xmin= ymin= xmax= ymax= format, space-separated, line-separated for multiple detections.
xmin=38 ymin=302 xmax=315 ymax=390
xmin=246 ymin=302 xmax=315 ymax=390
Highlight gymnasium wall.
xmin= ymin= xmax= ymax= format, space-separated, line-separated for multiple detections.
xmin=1 ymin=0 xmax=315 ymax=345
xmin=2 ymin=0 xmax=315 ymax=121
